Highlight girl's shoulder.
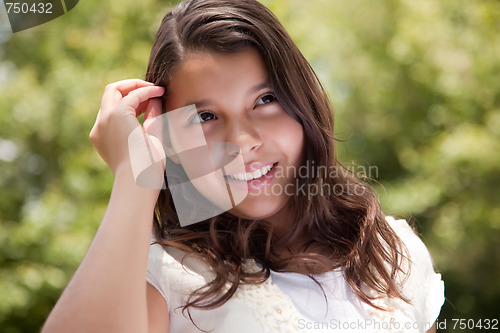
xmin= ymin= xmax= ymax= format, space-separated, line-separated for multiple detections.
xmin=146 ymin=242 xmax=300 ymax=333
xmin=146 ymin=242 xmax=216 ymax=306
xmin=374 ymin=216 xmax=445 ymax=329
xmin=385 ymin=215 xmax=442 ymax=287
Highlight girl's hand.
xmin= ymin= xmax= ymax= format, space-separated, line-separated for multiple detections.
xmin=89 ymin=79 xmax=165 ymax=177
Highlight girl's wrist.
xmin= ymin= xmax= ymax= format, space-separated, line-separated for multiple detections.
xmin=113 ymin=163 xmax=162 ymax=204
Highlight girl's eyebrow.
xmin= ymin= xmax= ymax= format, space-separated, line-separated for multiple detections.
xmin=190 ymin=100 xmax=212 ymax=110
xmin=183 ymin=81 xmax=272 ymax=109
xmin=249 ymin=81 xmax=272 ymax=95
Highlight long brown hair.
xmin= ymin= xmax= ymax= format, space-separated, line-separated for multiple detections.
xmin=145 ymin=0 xmax=408 ymax=317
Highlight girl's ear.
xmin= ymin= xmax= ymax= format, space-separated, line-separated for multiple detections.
xmin=143 ymin=101 xmax=181 ymax=165
xmin=160 ymin=127 xmax=180 ymax=164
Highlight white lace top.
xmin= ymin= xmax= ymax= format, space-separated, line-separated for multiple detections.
xmin=146 ymin=217 xmax=445 ymax=332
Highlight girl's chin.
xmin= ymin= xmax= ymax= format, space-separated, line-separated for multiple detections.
xmin=227 ymin=200 xmax=289 ymax=222
xmin=226 ymin=209 xmax=265 ymax=221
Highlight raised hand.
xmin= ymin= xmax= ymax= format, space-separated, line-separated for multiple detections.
xmin=89 ymin=79 xmax=165 ymax=178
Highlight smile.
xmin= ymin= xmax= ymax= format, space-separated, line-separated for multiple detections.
xmin=227 ymin=163 xmax=276 ymax=181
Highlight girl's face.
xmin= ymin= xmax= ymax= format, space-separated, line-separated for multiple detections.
xmin=165 ymin=48 xmax=304 ymax=223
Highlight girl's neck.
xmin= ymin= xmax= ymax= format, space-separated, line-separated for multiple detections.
xmin=274 ymin=239 xmax=336 ymax=275
xmin=262 ymin=201 xmax=337 ymax=275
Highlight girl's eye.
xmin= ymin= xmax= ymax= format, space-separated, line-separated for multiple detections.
xmin=255 ymin=93 xmax=277 ymax=106
xmin=191 ymin=111 xmax=217 ymax=124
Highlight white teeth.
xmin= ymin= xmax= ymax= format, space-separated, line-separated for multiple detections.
xmin=228 ymin=164 xmax=274 ymax=181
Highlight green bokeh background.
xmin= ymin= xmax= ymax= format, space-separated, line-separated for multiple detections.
xmin=0 ymin=0 xmax=499 ymax=331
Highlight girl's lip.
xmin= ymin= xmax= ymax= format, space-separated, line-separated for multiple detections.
xmin=225 ymin=162 xmax=278 ymax=192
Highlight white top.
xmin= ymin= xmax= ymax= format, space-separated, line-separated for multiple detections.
xmin=147 ymin=217 xmax=445 ymax=332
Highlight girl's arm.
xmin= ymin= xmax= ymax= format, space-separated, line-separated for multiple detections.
xmin=427 ymin=323 xmax=436 ymax=333
xmin=42 ymin=80 xmax=169 ymax=333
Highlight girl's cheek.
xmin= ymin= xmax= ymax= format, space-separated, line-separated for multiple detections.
xmin=270 ymin=113 xmax=304 ymax=141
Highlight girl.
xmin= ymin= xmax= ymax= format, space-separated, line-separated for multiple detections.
xmin=42 ymin=0 xmax=444 ymax=332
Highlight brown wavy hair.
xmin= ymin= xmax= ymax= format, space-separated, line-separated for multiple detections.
xmin=145 ymin=0 xmax=409 ymax=319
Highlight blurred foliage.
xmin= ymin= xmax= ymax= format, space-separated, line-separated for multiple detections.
xmin=0 ymin=0 xmax=498 ymax=331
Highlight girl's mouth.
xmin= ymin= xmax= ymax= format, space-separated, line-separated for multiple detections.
xmin=226 ymin=162 xmax=277 ymax=181
xmin=224 ymin=162 xmax=279 ymax=193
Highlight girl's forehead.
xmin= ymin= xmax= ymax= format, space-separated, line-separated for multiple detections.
xmin=177 ymin=48 xmax=267 ymax=79
xmin=166 ymin=48 xmax=271 ymax=109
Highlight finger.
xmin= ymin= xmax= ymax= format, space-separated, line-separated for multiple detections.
xmin=143 ymin=98 xmax=164 ymax=136
xmin=120 ymin=85 xmax=165 ymax=112
xmin=144 ymin=98 xmax=163 ymax=120
xmin=101 ymin=79 xmax=155 ymax=111
xmin=135 ymin=94 xmax=163 ymax=117
xmin=116 ymin=79 xmax=156 ymax=98
xmin=135 ymin=100 xmax=150 ymax=117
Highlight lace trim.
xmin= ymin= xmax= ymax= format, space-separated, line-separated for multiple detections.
xmin=365 ymin=289 xmax=415 ymax=333
xmin=235 ymin=260 xmax=421 ymax=333
xmin=234 ymin=259 xmax=307 ymax=333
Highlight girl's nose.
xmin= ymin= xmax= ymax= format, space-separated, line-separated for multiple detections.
xmin=225 ymin=119 xmax=262 ymax=154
